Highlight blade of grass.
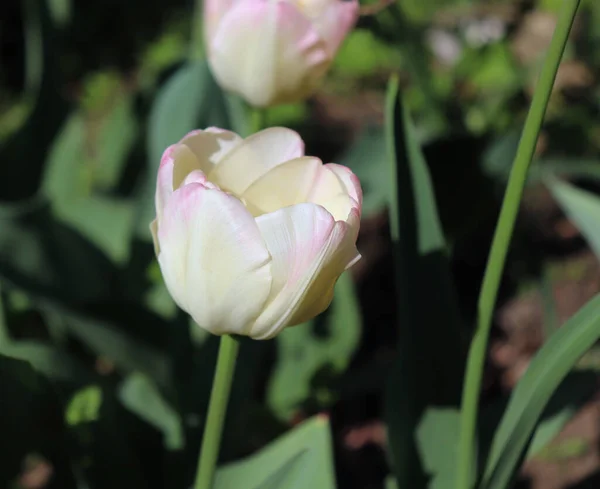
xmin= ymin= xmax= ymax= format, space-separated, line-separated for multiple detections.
xmin=455 ymin=1 xmax=582 ymax=488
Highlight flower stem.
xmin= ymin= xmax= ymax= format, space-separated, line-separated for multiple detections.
xmin=250 ymin=108 xmax=267 ymax=134
xmin=454 ymin=1 xmax=581 ymax=488
xmin=193 ymin=335 xmax=240 ymax=489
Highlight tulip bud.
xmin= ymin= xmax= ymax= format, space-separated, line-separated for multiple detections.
xmin=150 ymin=127 xmax=362 ymax=339
xmin=204 ymin=0 xmax=359 ymax=107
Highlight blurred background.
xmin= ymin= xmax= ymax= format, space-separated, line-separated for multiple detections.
xmin=2 ymin=0 xmax=600 ymax=488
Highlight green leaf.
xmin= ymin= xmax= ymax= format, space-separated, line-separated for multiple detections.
xmin=385 ymin=476 xmax=399 ymax=489
xmin=416 ymin=408 xmax=460 ymax=489
xmin=42 ymin=303 xmax=170 ymax=387
xmin=481 ymin=293 xmax=600 ymax=489
xmin=0 ymin=275 xmax=83 ymax=383
xmin=215 ymin=416 xmax=336 ymax=489
xmin=547 ymin=177 xmax=600 ymax=260
xmin=383 ymin=78 xmax=465 ymax=488
xmin=267 ymin=272 xmax=361 ymax=420
xmin=534 ymin=437 xmax=589 ymax=462
xmin=65 ymin=385 xmax=103 ymax=426
xmin=526 ymin=373 xmax=595 ymax=458
xmin=137 ymin=60 xmax=228 ymax=238
xmin=1 ymin=341 xmax=83 ymax=381
xmin=42 ymin=106 xmax=137 ymax=264
xmin=482 ymin=128 xmax=521 ymax=181
xmin=43 ymin=113 xmax=88 ymax=203
xmin=332 ymin=29 xmax=403 ymax=78
xmin=56 ymin=196 xmax=135 ymax=265
xmin=118 ymin=373 xmax=184 ymax=450
xmin=47 ymin=0 xmax=71 ymax=26
xmin=93 ymin=95 xmax=138 ymax=190
xmin=0 ymin=199 xmax=116 ymax=302
xmin=390 ymin=376 xmax=594 ymax=489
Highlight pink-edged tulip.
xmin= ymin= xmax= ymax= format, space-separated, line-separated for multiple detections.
xmin=150 ymin=127 xmax=362 ymax=339
xmin=204 ymin=0 xmax=359 ymax=107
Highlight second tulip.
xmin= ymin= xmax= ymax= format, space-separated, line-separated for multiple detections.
xmin=204 ymin=0 xmax=359 ymax=107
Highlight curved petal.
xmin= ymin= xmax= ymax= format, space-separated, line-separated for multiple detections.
xmin=241 ymin=157 xmax=361 ymax=222
xmin=180 ymin=127 xmax=243 ymax=174
xmin=324 ymin=163 xmax=363 ymax=209
xmin=311 ymin=0 xmax=359 ymax=55
xmin=208 ymin=0 xmax=330 ymax=107
xmin=317 ymin=193 xmax=359 ymax=222
xmin=157 ymin=183 xmax=272 ymax=336
xmin=209 ymin=127 xmax=304 ymax=194
xmin=242 ymin=157 xmax=323 ymax=215
xmin=249 ymin=203 xmax=360 ymax=339
xmin=203 ymin=0 xmax=236 ymax=41
xmin=156 ymin=144 xmax=201 ymax=222
xmin=181 ymin=169 xmax=216 ymax=188
xmin=286 ymin=208 xmax=361 ymax=326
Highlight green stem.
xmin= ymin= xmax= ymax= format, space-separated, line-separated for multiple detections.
xmin=193 ymin=335 xmax=240 ymax=489
xmin=189 ymin=0 xmax=204 ymax=61
xmin=250 ymin=108 xmax=267 ymax=134
xmin=455 ymin=1 xmax=581 ymax=488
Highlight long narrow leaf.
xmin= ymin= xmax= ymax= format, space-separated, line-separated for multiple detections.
xmin=383 ymin=77 xmax=465 ymax=487
xmin=481 ymin=293 xmax=600 ymax=489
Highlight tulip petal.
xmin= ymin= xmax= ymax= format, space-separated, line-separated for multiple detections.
xmin=209 ymin=127 xmax=304 ymax=194
xmin=318 ymin=193 xmax=359 ymax=223
xmin=311 ymin=0 xmax=359 ymax=54
xmin=250 ymin=203 xmax=360 ymax=339
xmin=204 ymin=0 xmax=236 ymax=40
xmin=324 ymin=163 xmax=363 ymax=208
xmin=208 ymin=0 xmax=330 ymax=107
xmin=180 ymin=127 xmax=242 ymax=174
xmin=157 ymin=183 xmax=272 ymax=335
xmin=156 ymin=144 xmax=201 ymax=222
xmin=287 ymin=208 xmax=361 ymax=326
xmin=242 ymin=156 xmax=324 ymax=215
xmin=241 ymin=157 xmax=361 ymax=222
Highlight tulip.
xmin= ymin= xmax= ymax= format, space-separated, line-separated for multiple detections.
xmin=150 ymin=127 xmax=362 ymax=339
xmin=204 ymin=0 xmax=359 ymax=107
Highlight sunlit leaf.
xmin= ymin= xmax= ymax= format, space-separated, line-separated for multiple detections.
xmin=215 ymin=416 xmax=336 ymax=489
xmin=118 ymin=373 xmax=184 ymax=450
xmin=65 ymin=386 xmax=103 ymax=425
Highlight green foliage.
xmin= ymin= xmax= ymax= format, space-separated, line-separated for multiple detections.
xmin=215 ymin=416 xmax=336 ymax=489
xmin=118 ymin=373 xmax=184 ymax=450
xmin=267 ymin=273 xmax=361 ymax=420
xmin=66 ymin=386 xmax=103 ymax=425
xmin=42 ymin=93 xmax=138 ymax=263
xmin=2 ymin=0 xmax=600 ymax=488
xmin=383 ymin=78 xmax=465 ymax=488
xmin=333 ymin=29 xmax=403 ymax=78
xmin=547 ymin=177 xmax=600 ymax=259
xmin=481 ymin=294 xmax=600 ymax=489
